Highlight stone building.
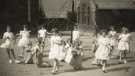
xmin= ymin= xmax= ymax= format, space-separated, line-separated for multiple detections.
xmin=40 ymin=0 xmax=135 ymax=31
xmin=0 ymin=0 xmax=135 ymax=32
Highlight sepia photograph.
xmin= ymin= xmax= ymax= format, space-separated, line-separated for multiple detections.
xmin=0 ymin=0 xmax=135 ymax=76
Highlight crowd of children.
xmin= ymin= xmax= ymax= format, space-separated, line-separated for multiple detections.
xmin=92 ymin=26 xmax=131 ymax=72
xmin=0 ymin=25 xmax=132 ymax=74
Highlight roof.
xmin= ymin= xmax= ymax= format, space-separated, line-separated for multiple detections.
xmin=40 ymin=0 xmax=72 ymax=18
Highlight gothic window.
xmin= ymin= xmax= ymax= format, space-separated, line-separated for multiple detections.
xmin=82 ymin=3 xmax=87 ymax=24
xmin=87 ymin=6 xmax=90 ymax=25
xmin=82 ymin=6 xmax=85 ymax=24
xmin=77 ymin=7 xmax=80 ymax=24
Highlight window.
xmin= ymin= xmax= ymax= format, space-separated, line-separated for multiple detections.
xmin=87 ymin=7 xmax=90 ymax=25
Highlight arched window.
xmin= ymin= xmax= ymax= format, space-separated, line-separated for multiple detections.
xmin=87 ymin=6 xmax=90 ymax=25
xmin=82 ymin=5 xmax=85 ymax=24
xmin=82 ymin=3 xmax=86 ymax=24
xmin=77 ymin=7 xmax=80 ymax=24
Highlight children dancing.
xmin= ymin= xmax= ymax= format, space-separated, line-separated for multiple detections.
xmin=0 ymin=24 xmax=132 ymax=74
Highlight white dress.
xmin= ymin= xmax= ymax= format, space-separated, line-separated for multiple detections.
xmin=65 ymin=44 xmax=73 ymax=63
xmin=73 ymin=30 xmax=79 ymax=41
xmin=49 ymin=35 xmax=65 ymax=61
xmin=109 ymin=31 xmax=117 ymax=46
xmin=0 ymin=32 xmax=14 ymax=49
xmin=18 ymin=30 xmax=30 ymax=48
xmin=38 ymin=29 xmax=47 ymax=39
xmin=118 ymin=33 xmax=130 ymax=51
xmin=95 ymin=36 xmax=111 ymax=60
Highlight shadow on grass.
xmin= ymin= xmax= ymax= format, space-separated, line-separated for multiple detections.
xmin=107 ymin=66 xmax=130 ymax=73
xmin=61 ymin=66 xmax=99 ymax=73
xmin=108 ymin=62 xmax=121 ymax=67
xmin=82 ymin=56 xmax=93 ymax=61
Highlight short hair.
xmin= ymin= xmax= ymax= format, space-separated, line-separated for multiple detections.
xmin=100 ymin=29 xmax=107 ymax=34
xmin=122 ymin=27 xmax=128 ymax=33
xmin=51 ymin=28 xmax=58 ymax=33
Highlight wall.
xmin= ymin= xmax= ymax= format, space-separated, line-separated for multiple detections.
xmin=96 ymin=9 xmax=135 ymax=31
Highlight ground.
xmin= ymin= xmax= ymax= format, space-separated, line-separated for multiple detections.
xmin=0 ymin=32 xmax=135 ymax=76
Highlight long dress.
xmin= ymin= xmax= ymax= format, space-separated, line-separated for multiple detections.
xmin=65 ymin=44 xmax=73 ymax=64
xmin=108 ymin=31 xmax=119 ymax=56
xmin=95 ymin=36 xmax=111 ymax=60
xmin=0 ymin=32 xmax=14 ymax=49
xmin=18 ymin=30 xmax=30 ymax=48
xmin=72 ymin=30 xmax=79 ymax=42
xmin=118 ymin=33 xmax=130 ymax=51
xmin=49 ymin=35 xmax=65 ymax=61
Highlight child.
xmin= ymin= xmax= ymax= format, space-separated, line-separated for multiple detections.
xmin=94 ymin=30 xmax=111 ymax=72
xmin=38 ymin=25 xmax=47 ymax=42
xmin=17 ymin=25 xmax=31 ymax=57
xmin=91 ymin=32 xmax=103 ymax=64
xmin=72 ymin=26 xmax=80 ymax=44
xmin=108 ymin=26 xmax=117 ymax=38
xmin=0 ymin=26 xmax=20 ymax=63
xmin=65 ymin=39 xmax=83 ymax=70
xmin=29 ymin=38 xmax=51 ymax=67
xmin=24 ymin=42 xmax=33 ymax=64
xmin=49 ymin=29 xmax=65 ymax=74
xmin=118 ymin=27 xmax=130 ymax=64
xmin=108 ymin=26 xmax=117 ymax=56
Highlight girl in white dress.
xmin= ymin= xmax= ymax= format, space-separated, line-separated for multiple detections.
xmin=0 ymin=26 xmax=20 ymax=63
xmin=108 ymin=26 xmax=118 ymax=57
xmin=38 ymin=26 xmax=47 ymax=42
xmin=91 ymin=32 xmax=102 ymax=65
xmin=94 ymin=30 xmax=111 ymax=72
xmin=72 ymin=26 xmax=80 ymax=44
xmin=18 ymin=26 xmax=31 ymax=57
xmin=108 ymin=26 xmax=117 ymax=48
xmin=49 ymin=29 xmax=65 ymax=74
xmin=118 ymin=27 xmax=130 ymax=64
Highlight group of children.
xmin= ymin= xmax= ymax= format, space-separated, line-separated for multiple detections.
xmin=92 ymin=26 xmax=131 ymax=72
xmin=49 ymin=28 xmax=83 ymax=74
xmin=0 ymin=25 xmax=131 ymax=74
xmin=0 ymin=25 xmax=83 ymax=74
xmin=0 ymin=25 xmax=47 ymax=64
